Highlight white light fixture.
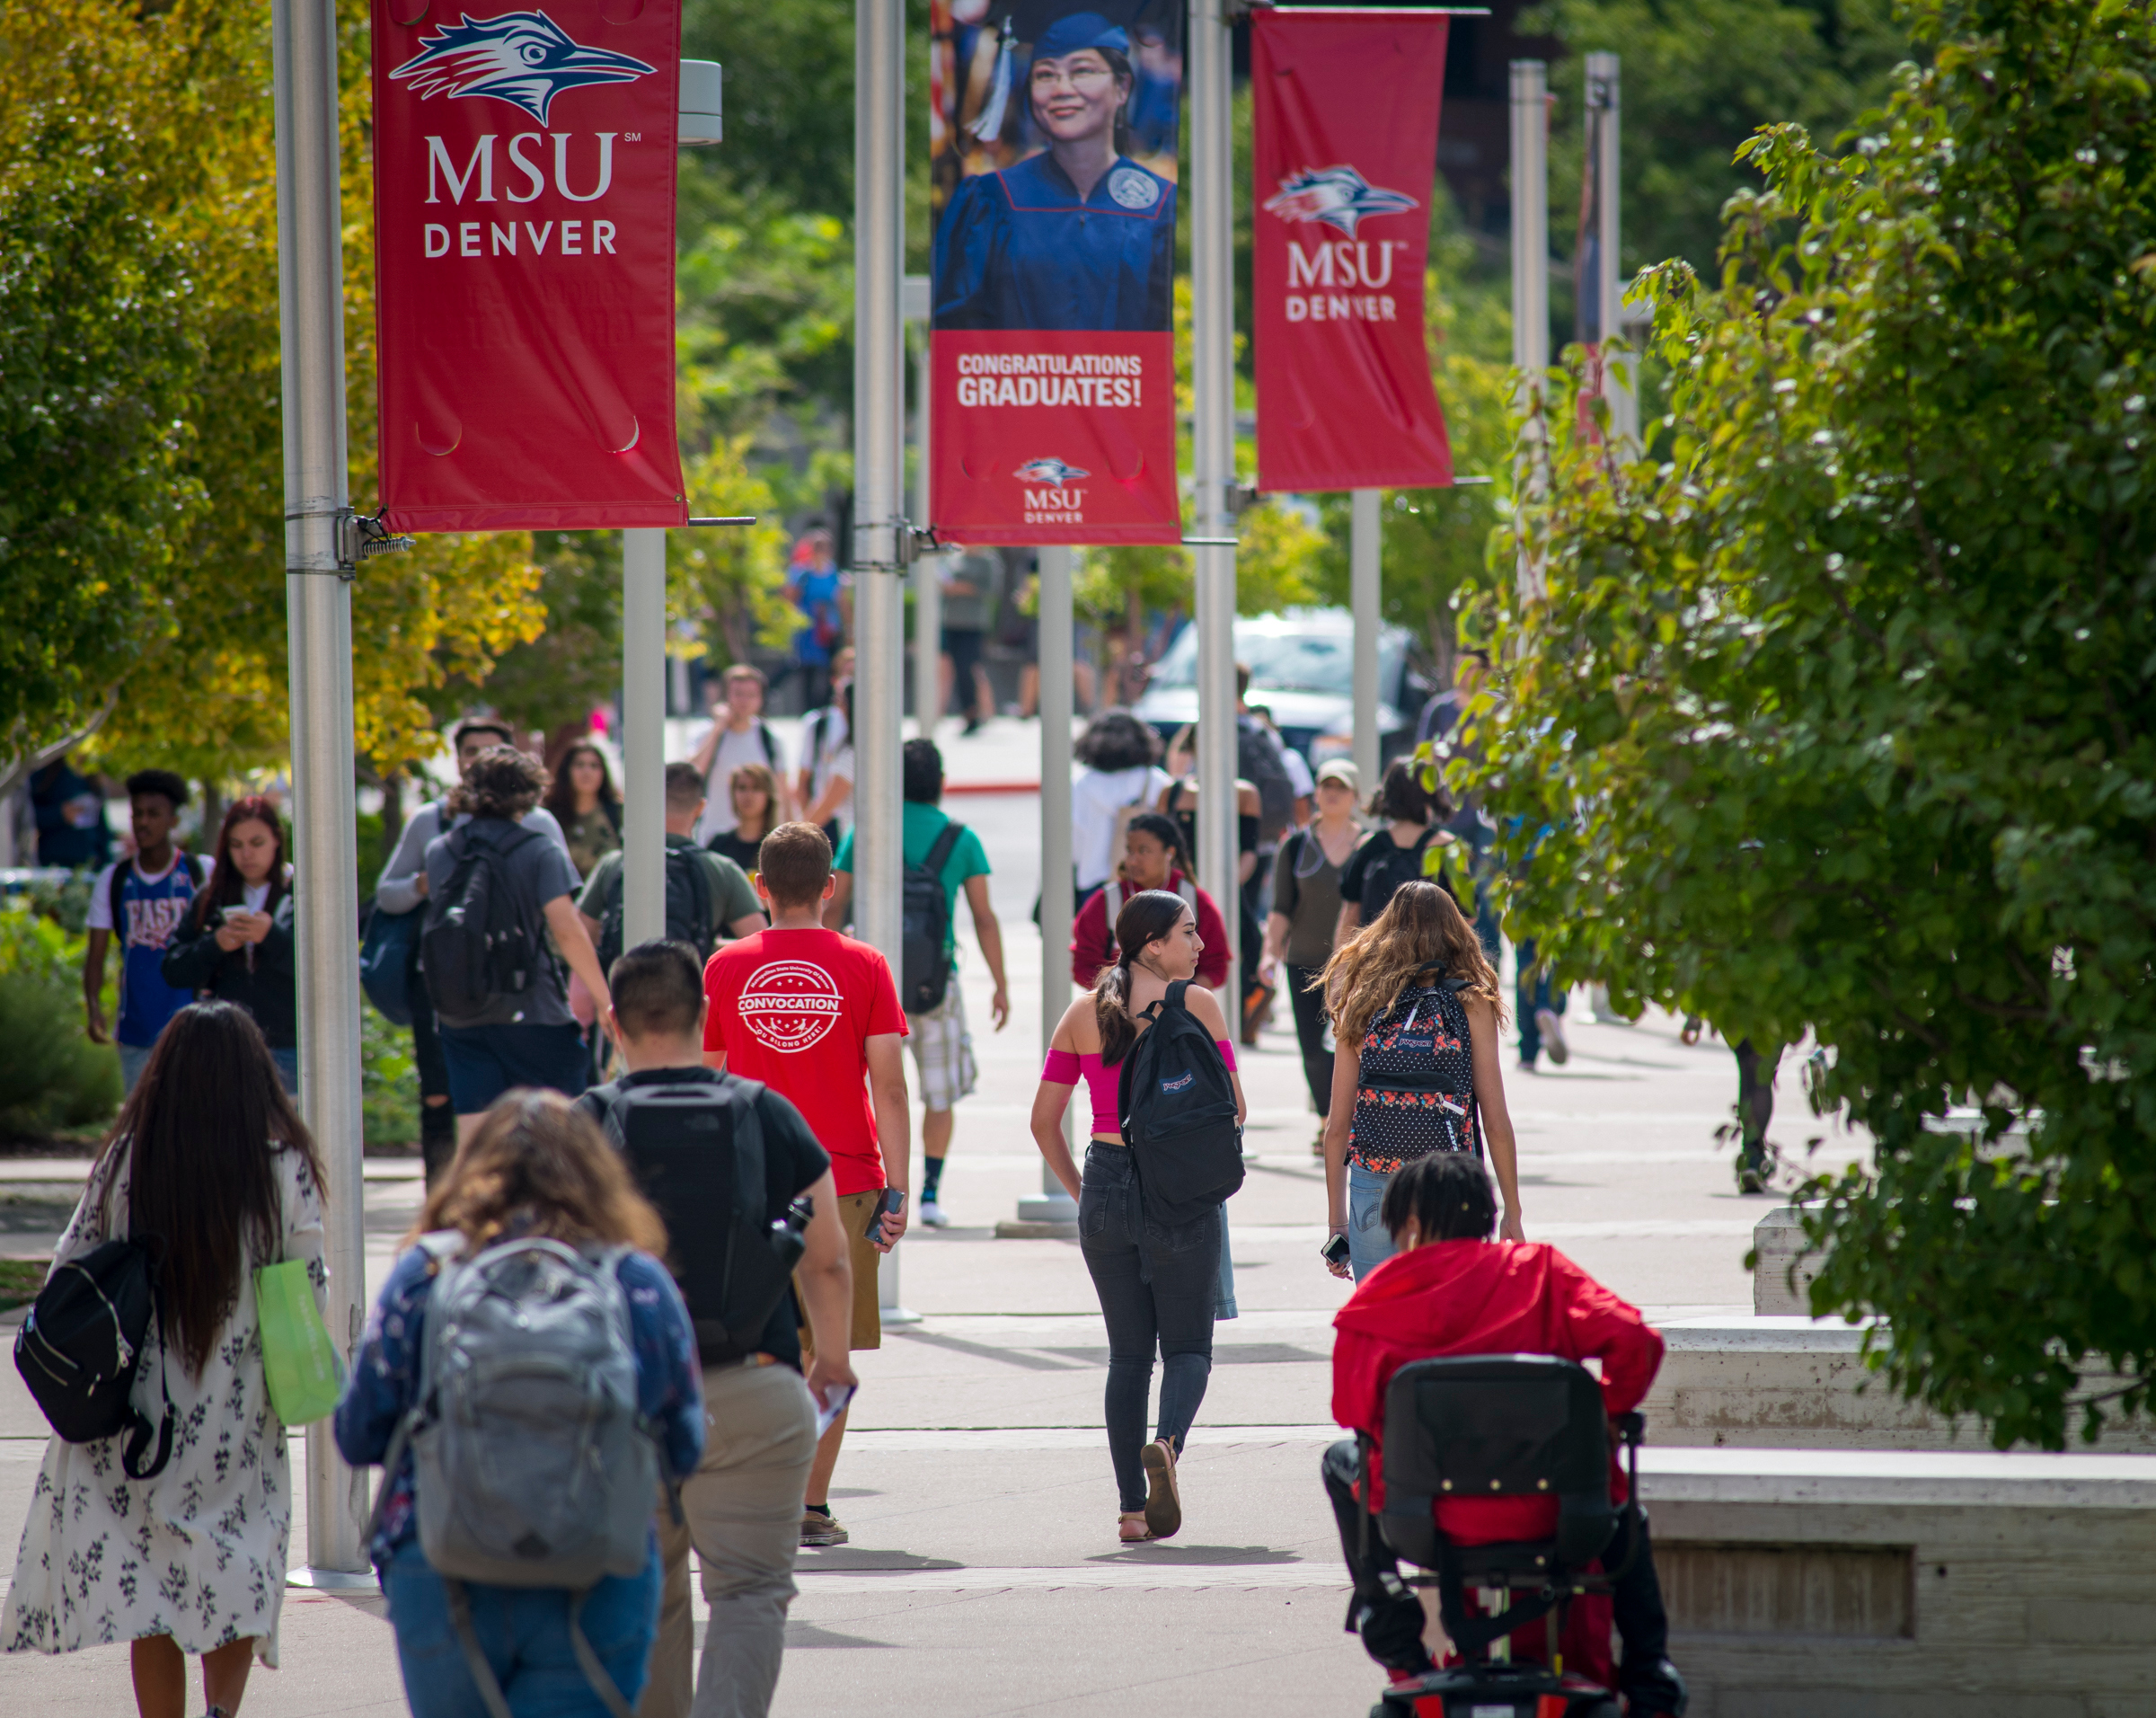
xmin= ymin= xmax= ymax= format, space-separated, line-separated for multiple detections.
xmin=679 ymin=59 xmax=722 ymax=145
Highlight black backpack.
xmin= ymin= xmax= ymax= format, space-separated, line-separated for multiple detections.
xmin=420 ymin=822 xmax=544 ymax=1023
xmin=14 ymin=1238 xmax=175 ymax=1480
xmin=1115 ymin=979 xmax=1245 ymax=1227
xmin=596 ymin=846 xmax=719 ymax=971
xmin=579 ymin=1070 xmax=807 ymax=1367
xmin=1237 ymin=715 xmax=1297 ymax=842
xmin=1356 ymin=828 xmax=1455 ymax=920
xmin=899 ymin=820 xmax=968 ymax=1014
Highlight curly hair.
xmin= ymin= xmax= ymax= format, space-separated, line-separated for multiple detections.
xmin=446 ymin=745 xmax=547 ymax=821
xmin=1319 ymin=879 xmax=1506 ymax=1048
xmin=1075 ymin=710 xmax=1162 ymax=773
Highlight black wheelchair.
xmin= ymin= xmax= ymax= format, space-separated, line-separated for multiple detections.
xmin=1358 ymin=1354 xmax=1647 ymax=1718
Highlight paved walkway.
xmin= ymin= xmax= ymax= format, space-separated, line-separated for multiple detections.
xmin=0 ymin=768 xmax=1836 ymax=1714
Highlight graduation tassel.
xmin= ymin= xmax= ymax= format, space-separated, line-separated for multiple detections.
xmin=968 ymin=15 xmax=1015 ymax=142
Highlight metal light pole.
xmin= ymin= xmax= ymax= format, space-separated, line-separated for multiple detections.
xmin=1350 ymin=490 xmax=1382 ymax=787
xmin=1509 ymin=58 xmax=1550 ymax=606
xmin=1585 ymin=52 xmax=1632 ymax=446
xmin=1016 ymin=544 xmax=1079 ymax=1231
xmin=903 ymin=274 xmax=941 ymax=736
xmin=272 ymin=0 xmax=367 ymax=1586
xmin=853 ymin=0 xmax=911 ymax=1305
xmin=621 ymin=529 xmax=667 ymax=948
xmin=1190 ymin=0 xmax=1240 ymax=1017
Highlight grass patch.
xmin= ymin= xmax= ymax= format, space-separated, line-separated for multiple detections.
xmin=0 ymin=1257 xmax=49 ymax=1313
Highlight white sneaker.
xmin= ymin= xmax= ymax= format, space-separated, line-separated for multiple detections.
xmin=1535 ymin=1007 xmax=1569 ymax=1066
xmin=919 ymin=1200 xmax=950 ymax=1228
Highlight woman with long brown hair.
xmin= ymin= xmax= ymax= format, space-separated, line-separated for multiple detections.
xmin=335 ymin=1090 xmax=702 ymax=1717
xmin=542 ymin=741 xmax=624 ymax=881
xmin=1030 ymin=889 xmax=1246 ymax=1545
xmin=163 ymin=796 xmax=298 ymax=1091
xmin=707 ymin=760 xmax=781 ymax=873
xmin=4 ymin=1003 xmax=329 ymax=1717
xmin=1319 ymin=880 xmax=1525 ymax=1281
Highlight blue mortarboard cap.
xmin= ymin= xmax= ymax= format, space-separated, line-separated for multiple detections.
xmin=1035 ymin=12 xmax=1129 ymax=60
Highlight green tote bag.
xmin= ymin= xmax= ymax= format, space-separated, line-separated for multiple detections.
xmin=256 ymin=1258 xmax=343 ymax=1425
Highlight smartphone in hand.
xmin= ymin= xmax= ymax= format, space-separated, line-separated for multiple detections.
xmin=864 ymin=1188 xmax=907 ymax=1239
xmin=1321 ymin=1233 xmax=1351 ymax=1269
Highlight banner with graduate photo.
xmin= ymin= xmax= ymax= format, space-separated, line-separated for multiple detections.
xmin=928 ymin=2 xmax=1183 ymax=545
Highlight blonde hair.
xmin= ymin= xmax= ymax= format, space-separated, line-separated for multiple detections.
xmin=407 ymin=1090 xmax=667 ymax=1257
xmin=1319 ymin=881 xmax=1506 ymax=1047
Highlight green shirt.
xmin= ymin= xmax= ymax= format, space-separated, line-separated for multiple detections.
xmin=577 ymin=833 xmax=762 ymax=936
xmin=834 ymin=801 xmax=990 ymax=952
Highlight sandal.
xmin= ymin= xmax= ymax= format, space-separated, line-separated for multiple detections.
xmin=1118 ymin=1510 xmax=1153 ymax=1543
xmin=1142 ymin=1438 xmax=1182 ymax=1539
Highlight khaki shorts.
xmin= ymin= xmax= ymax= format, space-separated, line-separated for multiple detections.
xmin=798 ymin=1187 xmax=884 ymax=1353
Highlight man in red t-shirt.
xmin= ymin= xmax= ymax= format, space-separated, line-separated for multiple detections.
xmin=704 ymin=821 xmax=911 ymax=1549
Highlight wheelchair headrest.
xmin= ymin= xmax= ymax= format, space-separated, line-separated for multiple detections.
xmin=1382 ymin=1354 xmax=1613 ymax=1509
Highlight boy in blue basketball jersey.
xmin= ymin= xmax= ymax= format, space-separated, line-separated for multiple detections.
xmin=84 ymin=770 xmax=208 ymax=1093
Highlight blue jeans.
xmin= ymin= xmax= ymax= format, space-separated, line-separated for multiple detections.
xmin=270 ymin=1045 xmax=299 ymax=1095
xmin=1515 ymin=937 xmax=1568 ymax=1063
xmin=1078 ymin=1142 xmax=1219 ymax=1511
xmin=383 ymin=1536 xmax=661 ymax=1717
xmin=118 ymin=1041 xmax=154 ymax=1095
xmin=1347 ymin=1161 xmax=1396 ymax=1281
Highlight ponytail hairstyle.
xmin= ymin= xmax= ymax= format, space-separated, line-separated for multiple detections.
xmin=1319 ymin=879 xmax=1506 ymax=1048
xmin=1122 ymin=810 xmax=1193 ymax=884
xmin=1092 ymin=888 xmax=1193 ymax=1066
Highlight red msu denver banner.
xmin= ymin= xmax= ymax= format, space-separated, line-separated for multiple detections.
xmin=927 ymin=4 xmax=1182 ymax=545
xmin=1250 ymin=9 xmax=1453 ymax=493
xmin=370 ymin=3 xmax=685 ymax=531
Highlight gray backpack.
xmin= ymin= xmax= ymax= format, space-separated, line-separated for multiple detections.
xmin=372 ymin=1233 xmax=660 ymax=1718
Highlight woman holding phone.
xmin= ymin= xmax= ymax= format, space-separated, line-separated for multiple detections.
xmin=163 ymin=797 xmax=299 ymax=1093
xmin=1031 ymin=889 xmax=1245 ymax=1545
xmin=1320 ymin=881 xmax=1525 ymax=1281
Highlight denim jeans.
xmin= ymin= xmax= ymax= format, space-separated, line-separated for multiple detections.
xmin=382 ymin=1535 xmax=661 ymax=1717
xmin=118 ymin=1041 xmax=154 ymax=1095
xmin=1515 ymin=938 xmax=1568 ymax=1063
xmin=1078 ymin=1142 xmax=1219 ymax=1512
xmin=1347 ymin=1162 xmax=1396 ymax=1281
xmin=270 ymin=1045 xmax=299 ymax=1095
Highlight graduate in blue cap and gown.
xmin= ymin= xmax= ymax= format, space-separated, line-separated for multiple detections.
xmin=933 ymin=11 xmax=1176 ymax=332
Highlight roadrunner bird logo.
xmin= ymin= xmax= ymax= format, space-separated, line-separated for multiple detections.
xmin=1014 ymin=458 xmax=1091 ymax=484
xmin=390 ymin=10 xmax=657 ymax=126
xmin=1262 ymin=166 xmax=1418 ymax=239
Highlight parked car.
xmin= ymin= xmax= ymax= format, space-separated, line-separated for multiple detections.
xmin=1131 ymin=608 xmax=1431 ymax=764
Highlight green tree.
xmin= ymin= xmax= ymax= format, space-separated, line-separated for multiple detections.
xmin=1471 ymin=0 xmax=2156 ymax=1448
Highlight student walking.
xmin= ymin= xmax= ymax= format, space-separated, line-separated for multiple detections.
xmin=702 ymin=823 xmax=910 ymax=1548
xmin=82 ymin=770 xmax=206 ymax=1094
xmin=421 ymin=748 xmax=615 ymax=1141
xmin=794 ymin=645 xmax=853 ymax=848
xmin=543 ymin=741 xmax=624 ymax=881
xmin=1335 ymin=760 xmax=1459 ymax=944
xmin=1259 ymin=760 xmax=1361 ymax=1151
xmin=578 ymin=942 xmax=857 ymax=1718
xmin=800 ymin=685 xmax=856 ymax=845
xmin=4 ymin=1002 xmax=328 ymax=1714
xmin=162 ymin=797 xmax=298 ymax=1093
xmin=1070 ymin=813 xmax=1231 ymax=991
xmin=376 ymin=718 xmax=577 ymax=1174
xmin=578 ymin=763 xmax=765 ymax=969
xmin=1031 ymin=890 xmax=1245 ymax=1544
xmin=1072 ymin=712 xmax=1172 ymax=914
xmin=334 ymin=1091 xmax=703 ymax=1718
xmin=690 ymin=666 xmax=791 ymax=846
xmin=709 ymin=761 xmax=782 ymax=875
xmin=1321 ymin=881 xmax=1526 ymax=1281
xmin=828 ymin=740 xmax=1010 ymax=1227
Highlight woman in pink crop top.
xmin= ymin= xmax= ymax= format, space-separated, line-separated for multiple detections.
xmin=1031 ymin=887 xmax=1246 ymax=1550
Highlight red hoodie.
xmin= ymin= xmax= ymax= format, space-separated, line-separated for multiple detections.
xmin=1070 ymin=871 xmax=1232 ymax=990
xmin=1331 ymin=1239 xmax=1664 ymax=1545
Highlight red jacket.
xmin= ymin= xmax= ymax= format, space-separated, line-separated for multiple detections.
xmin=1070 ymin=870 xmax=1232 ymax=990
xmin=1332 ymin=1239 xmax=1663 ymax=1545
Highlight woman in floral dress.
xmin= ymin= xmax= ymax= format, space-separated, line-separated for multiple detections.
xmin=4 ymin=1001 xmax=327 ymax=1718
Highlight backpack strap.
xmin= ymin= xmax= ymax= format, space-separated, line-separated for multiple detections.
xmin=757 ymin=721 xmax=781 ymax=772
xmin=922 ymin=819 xmax=966 ymax=884
xmin=1163 ymin=978 xmax=1194 ymax=1013
xmin=671 ymin=844 xmax=717 ymax=949
xmin=107 ymin=862 xmax=128 ymax=935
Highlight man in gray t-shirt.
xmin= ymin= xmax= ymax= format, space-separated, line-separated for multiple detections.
xmin=420 ymin=748 xmax=614 ymax=1139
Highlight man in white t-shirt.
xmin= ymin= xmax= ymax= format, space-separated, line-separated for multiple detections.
xmin=691 ymin=665 xmax=791 ymax=846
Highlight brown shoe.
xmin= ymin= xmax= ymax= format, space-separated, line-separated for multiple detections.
xmin=800 ymin=1508 xmax=849 ymax=1547
xmin=1141 ymin=1439 xmax=1182 ymax=1539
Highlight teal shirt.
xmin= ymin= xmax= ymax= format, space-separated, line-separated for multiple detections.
xmin=834 ymin=802 xmax=990 ymax=951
